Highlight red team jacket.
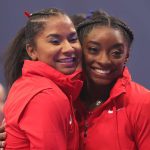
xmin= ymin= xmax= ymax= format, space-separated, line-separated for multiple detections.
xmin=75 ymin=68 xmax=150 ymax=150
xmin=4 ymin=60 xmax=83 ymax=150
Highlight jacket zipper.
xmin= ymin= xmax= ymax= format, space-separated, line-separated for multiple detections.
xmin=84 ymin=121 xmax=88 ymax=138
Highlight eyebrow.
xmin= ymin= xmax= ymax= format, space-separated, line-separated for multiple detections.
xmin=46 ymin=31 xmax=77 ymax=39
xmin=87 ymin=41 xmax=100 ymax=46
xmin=111 ymin=43 xmax=124 ymax=49
xmin=68 ymin=32 xmax=77 ymax=38
xmin=46 ymin=34 xmax=60 ymax=38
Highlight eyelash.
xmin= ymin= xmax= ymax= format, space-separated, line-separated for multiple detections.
xmin=49 ymin=36 xmax=78 ymax=45
xmin=69 ymin=36 xmax=78 ymax=43
xmin=49 ymin=39 xmax=60 ymax=45
xmin=87 ymin=46 xmax=124 ymax=58
xmin=88 ymin=47 xmax=99 ymax=54
xmin=111 ymin=50 xmax=123 ymax=58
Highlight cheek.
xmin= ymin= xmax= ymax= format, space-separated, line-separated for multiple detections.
xmin=82 ymin=55 xmax=92 ymax=72
xmin=114 ymin=61 xmax=126 ymax=76
xmin=117 ymin=61 xmax=125 ymax=67
xmin=38 ymin=51 xmax=56 ymax=64
xmin=75 ymin=44 xmax=82 ymax=55
xmin=84 ymin=53 xmax=94 ymax=65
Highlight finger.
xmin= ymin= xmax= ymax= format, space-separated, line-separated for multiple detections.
xmin=0 ymin=125 xmax=5 ymax=133
xmin=0 ymin=141 xmax=5 ymax=148
xmin=0 ymin=133 xmax=6 ymax=140
xmin=1 ymin=119 xmax=6 ymax=126
xmin=0 ymin=119 xmax=5 ymax=133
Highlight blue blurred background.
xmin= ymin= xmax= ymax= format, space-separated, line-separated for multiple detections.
xmin=0 ymin=0 xmax=150 ymax=89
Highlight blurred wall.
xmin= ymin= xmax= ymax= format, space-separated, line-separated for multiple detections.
xmin=0 ymin=0 xmax=150 ymax=89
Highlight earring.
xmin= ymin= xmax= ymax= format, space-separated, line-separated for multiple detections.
xmin=125 ymin=58 xmax=129 ymax=64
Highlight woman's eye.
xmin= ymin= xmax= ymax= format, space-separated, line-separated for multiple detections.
xmin=49 ymin=39 xmax=60 ymax=45
xmin=111 ymin=50 xmax=123 ymax=58
xmin=88 ymin=47 xmax=98 ymax=53
xmin=69 ymin=35 xmax=78 ymax=43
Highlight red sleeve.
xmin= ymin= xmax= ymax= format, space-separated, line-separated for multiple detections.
xmin=18 ymin=89 xmax=69 ymax=150
xmin=134 ymin=95 xmax=150 ymax=149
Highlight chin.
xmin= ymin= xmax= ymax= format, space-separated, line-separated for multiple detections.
xmin=60 ymin=68 xmax=76 ymax=75
xmin=91 ymin=77 xmax=115 ymax=86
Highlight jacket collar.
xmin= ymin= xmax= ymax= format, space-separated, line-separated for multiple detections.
xmin=110 ymin=67 xmax=131 ymax=98
xmin=22 ymin=60 xmax=83 ymax=101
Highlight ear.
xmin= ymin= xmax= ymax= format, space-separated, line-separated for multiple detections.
xmin=125 ymin=50 xmax=130 ymax=64
xmin=26 ymin=44 xmax=38 ymax=60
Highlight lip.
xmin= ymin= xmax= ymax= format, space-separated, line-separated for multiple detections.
xmin=94 ymin=68 xmax=111 ymax=74
xmin=90 ymin=67 xmax=112 ymax=78
xmin=58 ymin=57 xmax=76 ymax=63
xmin=57 ymin=57 xmax=77 ymax=67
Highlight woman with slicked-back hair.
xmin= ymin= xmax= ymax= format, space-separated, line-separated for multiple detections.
xmin=2 ymin=8 xmax=83 ymax=149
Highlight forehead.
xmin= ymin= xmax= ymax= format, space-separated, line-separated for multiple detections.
xmin=87 ymin=26 xmax=125 ymax=41
xmin=44 ymin=15 xmax=75 ymax=31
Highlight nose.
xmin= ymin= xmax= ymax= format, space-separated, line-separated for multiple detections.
xmin=61 ymin=40 xmax=74 ymax=54
xmin=96 ymin=51 xmax=111 ymax=65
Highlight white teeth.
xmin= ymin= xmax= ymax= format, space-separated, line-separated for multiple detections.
xmin=94 ymin=69 xmax=110 ymax=74
xmin=59 ymin=58 xmax=75 ymax=63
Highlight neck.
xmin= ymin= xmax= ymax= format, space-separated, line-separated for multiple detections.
xmin=80 ymin=80 xmax=114 ymax=106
